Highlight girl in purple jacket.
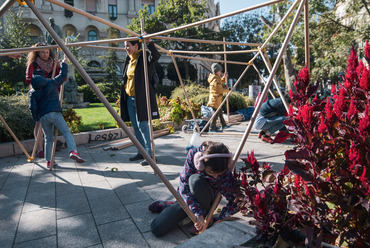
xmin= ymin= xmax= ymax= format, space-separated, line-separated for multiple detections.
xmin=149 ymin=141 xmax=240 ymax=237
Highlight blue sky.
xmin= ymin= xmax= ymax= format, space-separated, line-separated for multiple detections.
xmin=217 ymin=0 xmax=270 ymax=15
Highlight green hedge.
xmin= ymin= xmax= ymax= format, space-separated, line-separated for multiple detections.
xmin=78 ymin=82 xmax=120 ymax=103
xmin=0 ymin=94 xmax=34 ymax=143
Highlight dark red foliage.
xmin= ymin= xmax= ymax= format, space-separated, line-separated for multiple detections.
xmin=236 ymin=43 xmax=370 ymax=247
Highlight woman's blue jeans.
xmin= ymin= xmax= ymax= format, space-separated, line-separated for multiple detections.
xmin=262 ymin=116 xmax=287 ymax=135
xmin=126 ymin=96 xmax=152 ymax=157
xmin=41 ymin=112 xmax=77 ymax=161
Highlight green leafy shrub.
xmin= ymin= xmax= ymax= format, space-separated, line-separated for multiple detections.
xmin=78 ymin=82 xmax=120 ymax=103
xmin=155 ymin=84 xmax=176 ymax=98
xmin=0 ymin=94 xmax=34 ymax=143
xmin=157 ymin=96 xmax=201 ymax=124
xmin=170 ymin=83 xmax=254 ymax=112
xmin=62 ymin=107 xmax=82 ymax=133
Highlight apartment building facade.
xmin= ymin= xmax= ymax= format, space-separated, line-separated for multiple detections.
xmin=1 ymin=0 xmax=220 ymax=83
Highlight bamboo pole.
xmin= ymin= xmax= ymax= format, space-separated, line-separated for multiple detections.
xmin=259 ymin=49 xmax=289 ymax=111
xmin=172 ymin=54 xmax=251 ymax=66
xmin=259 ymin=0 xmax=301 ymax=51
xmin=30 ymin=123 xmax=43 ymax=162
xmin=0 ymin=36 xmax=139 ymax=56
xmin=170 ymin=55 xmax=201 ymax=133
xmin=0 ymin=115 xmax=31 ymax=160
xmin=0 ymin=0 xmax=16 ymax=18
xmin=204 ymin=0 xmax=307 ymax=229
xmin=25 ymin=0 xmax=197 ymax=224
xmin=223 ymin=37 xmax=230 ymax=123
xmin=49 ymin=48 xmax=63 ymax=170
xmin=144 ymin=0 xmax=286 ymax=40
xmin=199 ymin=64 xmax=252 ymax=135
xmin=0 ymin=38 xmax=260 ymax=57
xmin=154 ymin=36 xmax=267 ymax=47
xmin=160 ymin=49 xmax=259 ymax=55
xmin=252 ymin=63 xmax=275 ymax=99
xmin=304 ymin=0 xmax=310 ymax=70
xmin=140 ymin=19 xmax=156 ymax=163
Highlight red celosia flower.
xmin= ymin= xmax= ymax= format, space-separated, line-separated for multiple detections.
xmin=289 ymin=89 xmax=294 ymax=99
xmin=356 ymin=61 xmax=364 ymax=77
xmin=359 ymin=67 xmax=370 ymax=91
xmin=298 ymin=66 xmax=310 ymax=87
xmin=333 ymin=88 xmax=346 ymax=118
xmin=241 ymin=172 xmax=248 ymax=188
xmin=318 ymin=115 xmax=327 ymax=133
xmin=344 ymin=79 xmax=351 ymax=89
xmin=299 ymin=105 xmax=313 ymax=126
xmin=325 ymin=98 xmax=334 ymax=123
xmin=359 ymin=167 xmax=368 ymax=188
xmin=254 ymin=191 xmax=268 ymax=218
xmin=247 ymin=150 xmax=260 ymax=174
xmin=347 ymin=99 xmax=358 ymax=119
xmin=331 ymin=84 xmax=337 ymax=95
xmin=365 ymin=41 xmax=370 ymax=61
xmin=347 ymin=145 xmax=361 ymax=170
xmin=345 ymin=48 xmax=359 ymax=83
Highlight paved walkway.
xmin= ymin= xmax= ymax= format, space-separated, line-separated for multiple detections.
xmin=0 ymin=122 xmax=293 ymax=248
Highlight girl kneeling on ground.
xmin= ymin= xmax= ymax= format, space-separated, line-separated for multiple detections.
xmin=149 ymin=141 xmax=241 ymax=237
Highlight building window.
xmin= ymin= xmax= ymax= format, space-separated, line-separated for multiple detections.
xmin=88 ymin=30 xmax=98 ymax=41
xmin=64 ymin=0 xmax=73 ymax=18
xmin=108 ymin=0 xmax=117 ymax=20
xmin=108 ymin=5 xmax=117 ymax=20
xmin=86 ymin=0 xmax=97 ymax=14
xmin=141 ymin=4 xmax=155 ymax=15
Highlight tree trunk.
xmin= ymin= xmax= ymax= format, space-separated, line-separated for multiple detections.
xmin=260 ymin=13 xmax=297 ymax=93
xmin=283 ymin=52 xmax=297 ymax=93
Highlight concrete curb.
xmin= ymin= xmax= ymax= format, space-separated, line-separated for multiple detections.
xmin=0 ymin=120 xmax=187 ymax=158
xmin=0 ymin=127 xmax=129 ymax=158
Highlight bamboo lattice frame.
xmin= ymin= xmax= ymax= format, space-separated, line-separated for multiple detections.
xmin=0 ymin=0 xmax=310 ymax=227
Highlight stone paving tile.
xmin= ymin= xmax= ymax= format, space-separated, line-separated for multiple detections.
xmin=0 ymin=122 xmax=290 ymax=248
xmin=142 ymin=229 xmax=189 ymax=248
xmin=125 ymin=199 xmax=156 ymax=233
xmin=0 ymin=218 xmax=18 ymax=248
xmin=27 ymin=172 xmax=55 ymax=193
xmin=0 ymin=186 xmax=28 ymax=204
xmin=83 ymin=179 xmax=114 ymax=200
xmin=114 ymin=182 xmax=151 ymax=205
xmin=56 ymin=191 xmax=90 ymax=219
xmin=22 ymin=188 xmax=55 ymax=213
xmin=57 ymin=213 xmax=101 ymax=248
xmin=55 ymin=181 xmax=84 ymax=197
xmin=15 ymin=209 xmax=56 ymax=244
xmin=97 ymin=218 xmax=149 ymax=248
xmin=89 ymin=194 xmax=130 ymax=225
xmin=13 ymin=236 xmax=57 ymax=248
xmin=144 ymin=185 xmax=177 ymax=202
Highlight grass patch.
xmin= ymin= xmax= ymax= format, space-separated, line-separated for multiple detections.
xmin=73 ymin=103 xmax=118 ymax=132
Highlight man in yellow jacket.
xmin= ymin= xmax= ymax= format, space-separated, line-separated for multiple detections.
xmin=207 ymin=63 xmax=230 ymax=132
